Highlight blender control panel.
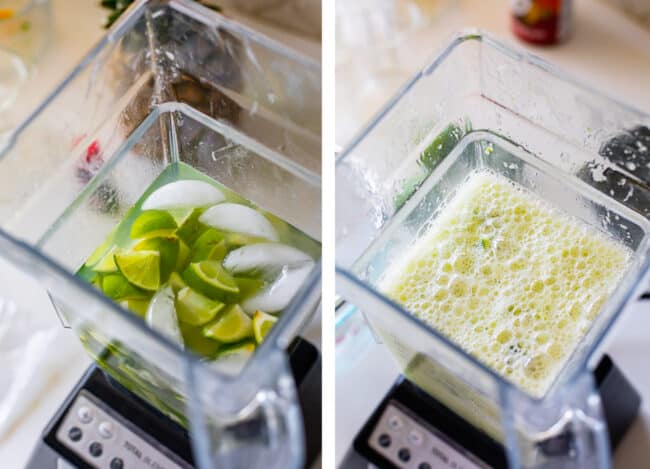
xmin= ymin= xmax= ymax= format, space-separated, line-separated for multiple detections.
xmin=367 ymin=401 xmax=488 ymax=469
xmin=54 ymin=391 xmax=189 ymax=469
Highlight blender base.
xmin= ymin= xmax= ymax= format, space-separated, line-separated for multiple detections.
xmin=25 ymin=337 xmax=321 ymax=469
xmin=341 ymin=354 xmax=639 ymax=469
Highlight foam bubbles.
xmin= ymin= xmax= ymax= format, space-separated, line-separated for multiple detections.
xmin=380 ymin=171 xmax=631 ymax=397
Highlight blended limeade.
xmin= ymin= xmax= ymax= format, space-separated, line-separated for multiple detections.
xmin=380 ymin=171 xmax=631 ymax=397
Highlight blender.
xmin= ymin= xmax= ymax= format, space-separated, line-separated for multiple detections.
xmin=336 ymin=32 xmax=649 ymax=468
xmin=0 ymin=1 xmax=321 ymax=468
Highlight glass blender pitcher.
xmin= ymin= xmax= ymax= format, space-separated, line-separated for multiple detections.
xmin=0 ymin=1 xmax=321 ymax=468
xmin=336 ymin=31 xmax=650 ymax=468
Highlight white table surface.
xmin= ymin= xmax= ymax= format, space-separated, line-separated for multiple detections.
xmin=0 ymin=1 xmax=321 ymax=468
xmin=336 ymin=0 xmax=650 ymax=467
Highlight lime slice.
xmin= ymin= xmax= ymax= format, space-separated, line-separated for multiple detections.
xmin=168 ymin=207 xmax=195 ymax=226
xmin=179 ymin=321 xmax=222 ymax=357
xmin=183 ymin=260 xmax=239 ymax=301
xmin=146 ymin=286 xmax=183 ymax=346
xmin=90 ymin=275 xmax=103 ymax=290
xmin=168 ymin=272 xmax=188 ymax=293
xmin=130 ymin=210 xmax=177 ymax=239
xmin=175 ymin=286 xmax=224 ymax=326
xmin=102 ymin=272 xmax=148 ymax=300
xmin=207 ymin=240 xmax=227 ymax=262
xmin=174 ymin=208 xmax=204 ymax=245
xmin=216 ymin=340 xmax=256 ymax=358
xmin=133 ymin=236 xmax=179 ymax=283
xmin=225 ymin=232 xmax=265 ymax=249
xmin=252 ymin=310 xmax=277 ymax=344
xmin=234 ymin=277 xmax=265 ymax=298
xmin=192 ymin=229 xmax=225 ymax=262
xmin=142 ymin=180 xmax=224 ymax=210
xmin=202 ymin=304 xmax=253 ymax=343
xmin=115 ymin=250 xmax=161 ymax=291
xmin=120 ymin=298 xmax=150 ymax=317
xmin=93 ymin=246 xmax=119 ymax=273
xmin=176 ymin=239 xmax=191 ymax=271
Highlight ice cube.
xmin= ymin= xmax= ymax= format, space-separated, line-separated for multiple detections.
xmin=142 ymin=180 xmax=225 ymax=210
xmin=145 ymin=286 xmax=184 ymax=347
xmin=223 ymin=243 xmax=311 ymax=277
xmin=199 ymin=203 xmax=278 ymax=241
xmin=242 ymin=263 xmax=314 ymax=314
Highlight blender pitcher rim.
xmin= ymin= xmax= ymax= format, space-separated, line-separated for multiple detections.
xmin=336 ymin=29 xmax=650 ymax=163
xmin=165 ymin=0 xmax=321 ymax=71
xmin=0 ymin=0 xmax=322 ymax=159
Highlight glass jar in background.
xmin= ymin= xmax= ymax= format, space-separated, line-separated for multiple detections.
xmin=510 ymin=0 xmax=573 ymax=45
xmin=336 ymin=0 xmax=453 ymax=145
xmin=0 ymin=0 xmax=51 ymax=113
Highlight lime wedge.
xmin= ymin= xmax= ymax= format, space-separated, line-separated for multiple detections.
xmin=175 ymin=286 xmax=224 ymax=326
xmin=133 ymin=236 xmax=179 ymax=282
xmin=146 ymin=286 xmax=184 ymax=346
xmin=183 ymin=260 xmax=239 ymax=301
xmin=92 ymin=246 xmax=119 ymax=273
xmin=179 ymin=321 xmax=222 ymax=357
xmin=114 ymin=250 xmax=161 ymax=291
xmin=202 ymin=304 xmax=253 ymax=343
xmin=174 ymin=207 xmax=204 ymax=245
xmin=176 ymin=239 xmax=191 ymax=271
xmin=216 ymin=340 xmax=256 ymax=358
xmin=168 ymin=272 xmax=188 ymax=293
xmin=102 ymin=272 xmax=148 ymax=300
xmin=192 ymin=229 xmax=225 ymax=262
xmin=90 ymin=275 xmax=103 ymax=290
xmin=234 ymin=277 xmax=265 ymax=298
xmin=211 ymin=340 xmax=255 ymax=376
xmin=252 ymin=310 xmax=278 ymax=344
xmin=207 ymin=240 xmax=227 ymax=262
xmin=120 ymin=298 xmax=150 ymax=317
xmin=225 ymin=232 xmax=265 ymax=249
xmin=168 ymin=207 xmax=195 ymax=226
xmin=130 ymin=210 xmax=177 ymax=239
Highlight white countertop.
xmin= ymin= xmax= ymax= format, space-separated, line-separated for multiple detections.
xmin=336 ymin=0 xmax=650 ymax=467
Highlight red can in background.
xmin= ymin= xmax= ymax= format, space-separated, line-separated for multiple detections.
xmin=511 ymin=0 xmax=573 ymax=45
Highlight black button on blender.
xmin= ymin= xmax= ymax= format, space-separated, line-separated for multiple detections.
xmin=378 ymin=433 xmax=391 ymax=448
xmin=398 ymin=447 xmax=411 ymax=462
xmin=89 ymin=441 xmax=103 ymax=457
xmin=68 ymin=427 xmax=82 ymax=442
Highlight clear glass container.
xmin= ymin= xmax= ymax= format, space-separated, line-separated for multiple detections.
xmin=336 ymin=31 xmax=650 ymax=468
xmin=0 ymin=1 xmax=320 ymax=468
